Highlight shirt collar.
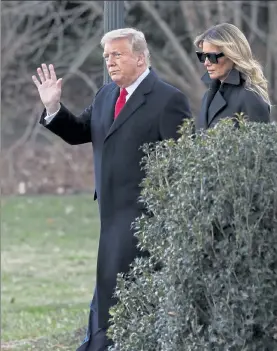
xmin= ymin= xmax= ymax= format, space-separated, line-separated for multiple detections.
xmin=201 ymin=68 xmax=242 ymax=86
xmin=125 ymin=68 xmax=150 ymax=97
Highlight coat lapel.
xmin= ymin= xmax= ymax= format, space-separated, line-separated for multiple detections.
xmin=206 ymin=69 xmax=241 ymax=127
xmin=199 ymin=69 xmax=242 ymax=128
xmin=107 ymin=93 xmax=146 ymax=137
xmin=196 ymin=74 xmax=221 ymax=131
xmin=207 ymin=90 xmax=227 ymax=126
xmin=105 ymin=70 xmax=157 ymax=141
xmin=102 ymin=85 xmax=119 ymax=136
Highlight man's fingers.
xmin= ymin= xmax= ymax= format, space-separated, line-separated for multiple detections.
xmin=37 ymin=67 xmax=46 ymax=83
xmin=49 ymin=64 xmax=57 ymax=81
xmin=32 ymin=75 xmax=40 ymax=88
xmin=56 ymin=78 xmax=63 ymax=89
xmin=42 ymin=63 xmax=50 ymax=80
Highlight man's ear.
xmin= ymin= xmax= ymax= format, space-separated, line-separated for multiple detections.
xmin=137 ymin=54 xmax=145 ymax=66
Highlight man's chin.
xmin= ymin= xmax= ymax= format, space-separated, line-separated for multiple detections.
xmin=110 ymin=73 xmax=121 ymax=82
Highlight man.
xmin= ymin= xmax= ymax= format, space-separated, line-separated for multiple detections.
xmin=32 ymin=28 xmax=191 ymax=351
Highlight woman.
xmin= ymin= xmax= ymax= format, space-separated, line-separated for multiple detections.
xmin=194 ymin=23 xmax=271 ymax=131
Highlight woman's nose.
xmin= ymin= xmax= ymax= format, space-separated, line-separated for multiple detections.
xmin=204 ymin=58 xmax=211 ymax=67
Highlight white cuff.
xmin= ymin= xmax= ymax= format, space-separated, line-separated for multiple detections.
xmin=44 ymin=105 xmax=61 ymax=124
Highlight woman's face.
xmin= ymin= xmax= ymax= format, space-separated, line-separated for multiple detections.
xmin=201 ymin=41 xmax=234 ymax=81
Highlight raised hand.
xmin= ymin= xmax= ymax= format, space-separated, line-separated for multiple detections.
xmin=32 ymin=63 xmax=62 ymax=114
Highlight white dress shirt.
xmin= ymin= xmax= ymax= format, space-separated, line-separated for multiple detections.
xmin=124 ymin=67 xmax=150 ymax=101
xmin=44 ymin=68 xmax=150 ymax=124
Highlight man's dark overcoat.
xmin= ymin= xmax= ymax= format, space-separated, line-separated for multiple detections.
xmin=40 ymin=69 xmax=191 ymax=329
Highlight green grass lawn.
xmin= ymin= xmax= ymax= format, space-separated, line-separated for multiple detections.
xmin=1 ymin=195 xmax=100 ymax=350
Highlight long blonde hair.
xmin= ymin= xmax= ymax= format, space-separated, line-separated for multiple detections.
xmin=194 ymin=23 xmax=270 ymax=106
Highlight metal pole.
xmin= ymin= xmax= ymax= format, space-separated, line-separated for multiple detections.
xmin=103 ymin=1 xmax=125 ymax=84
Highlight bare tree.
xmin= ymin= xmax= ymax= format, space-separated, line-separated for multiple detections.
xmin=1 ymin=0 xmax=276 ymax=195
xmin=1 ymin=1 xmax=104 ymax=146
xmin=1 ymin=1 xmax=104 ymax=194
xmin=125 ymin=1 xmax=276 ymax=116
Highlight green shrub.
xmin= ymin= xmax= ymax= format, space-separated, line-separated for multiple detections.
xmin=108 ymin=118 xmax=277 ymax=351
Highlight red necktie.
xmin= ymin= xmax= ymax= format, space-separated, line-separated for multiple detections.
xmin=114 ymin=88 xmax=128 ymax=119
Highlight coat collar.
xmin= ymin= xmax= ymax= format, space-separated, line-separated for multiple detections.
xmin=201 ymin=68 xmax=242 ymax=86
xmin=197 ymin=68 xmax=243 ymax=129
xmin=196 ymin=69 xmax=242 ymax=131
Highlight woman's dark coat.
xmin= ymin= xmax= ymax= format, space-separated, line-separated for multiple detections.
xmin=195 ymin=68 xmax=270 ymax=131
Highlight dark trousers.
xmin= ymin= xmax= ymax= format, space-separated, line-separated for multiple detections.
xmin=76 ymin=289 xmax=113 ymax=351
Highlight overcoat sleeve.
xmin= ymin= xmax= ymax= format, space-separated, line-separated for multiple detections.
xmin=39 ymin=85 xmax=105 ymax=145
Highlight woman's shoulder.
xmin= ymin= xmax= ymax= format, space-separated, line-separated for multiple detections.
xmin=240 ymin=87 xmax=269 ymax=108
xmin=238 ymin=87 xmax=270 ymax=122
xmin=240 ymin=86 xmax=262 ymax=98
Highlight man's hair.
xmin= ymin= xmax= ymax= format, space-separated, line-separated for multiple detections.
xmin=101 ymin=28 xmax=151 ymax=66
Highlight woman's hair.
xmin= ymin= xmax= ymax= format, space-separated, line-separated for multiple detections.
xmin=194 ymin=23 xmax=270 ymax=106
xmin=101 ymin=28 xmax=151 ymax=66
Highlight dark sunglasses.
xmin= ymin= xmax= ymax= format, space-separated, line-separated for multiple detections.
xmin=196 ymin=51 xmax=225 ymax=64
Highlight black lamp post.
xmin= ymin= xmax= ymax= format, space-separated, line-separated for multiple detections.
xmin=103 ymin=1 xmax=125 ymax=84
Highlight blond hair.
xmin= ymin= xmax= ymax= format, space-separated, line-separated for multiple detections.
xmin=101 ymin=28 xmax=151 ymax=67
xmin=194 ymin=23 xmax=270 ymax=106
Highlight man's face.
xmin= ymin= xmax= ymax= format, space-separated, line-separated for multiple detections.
xmin=103 ymin=38 xmax=144 ymax=88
